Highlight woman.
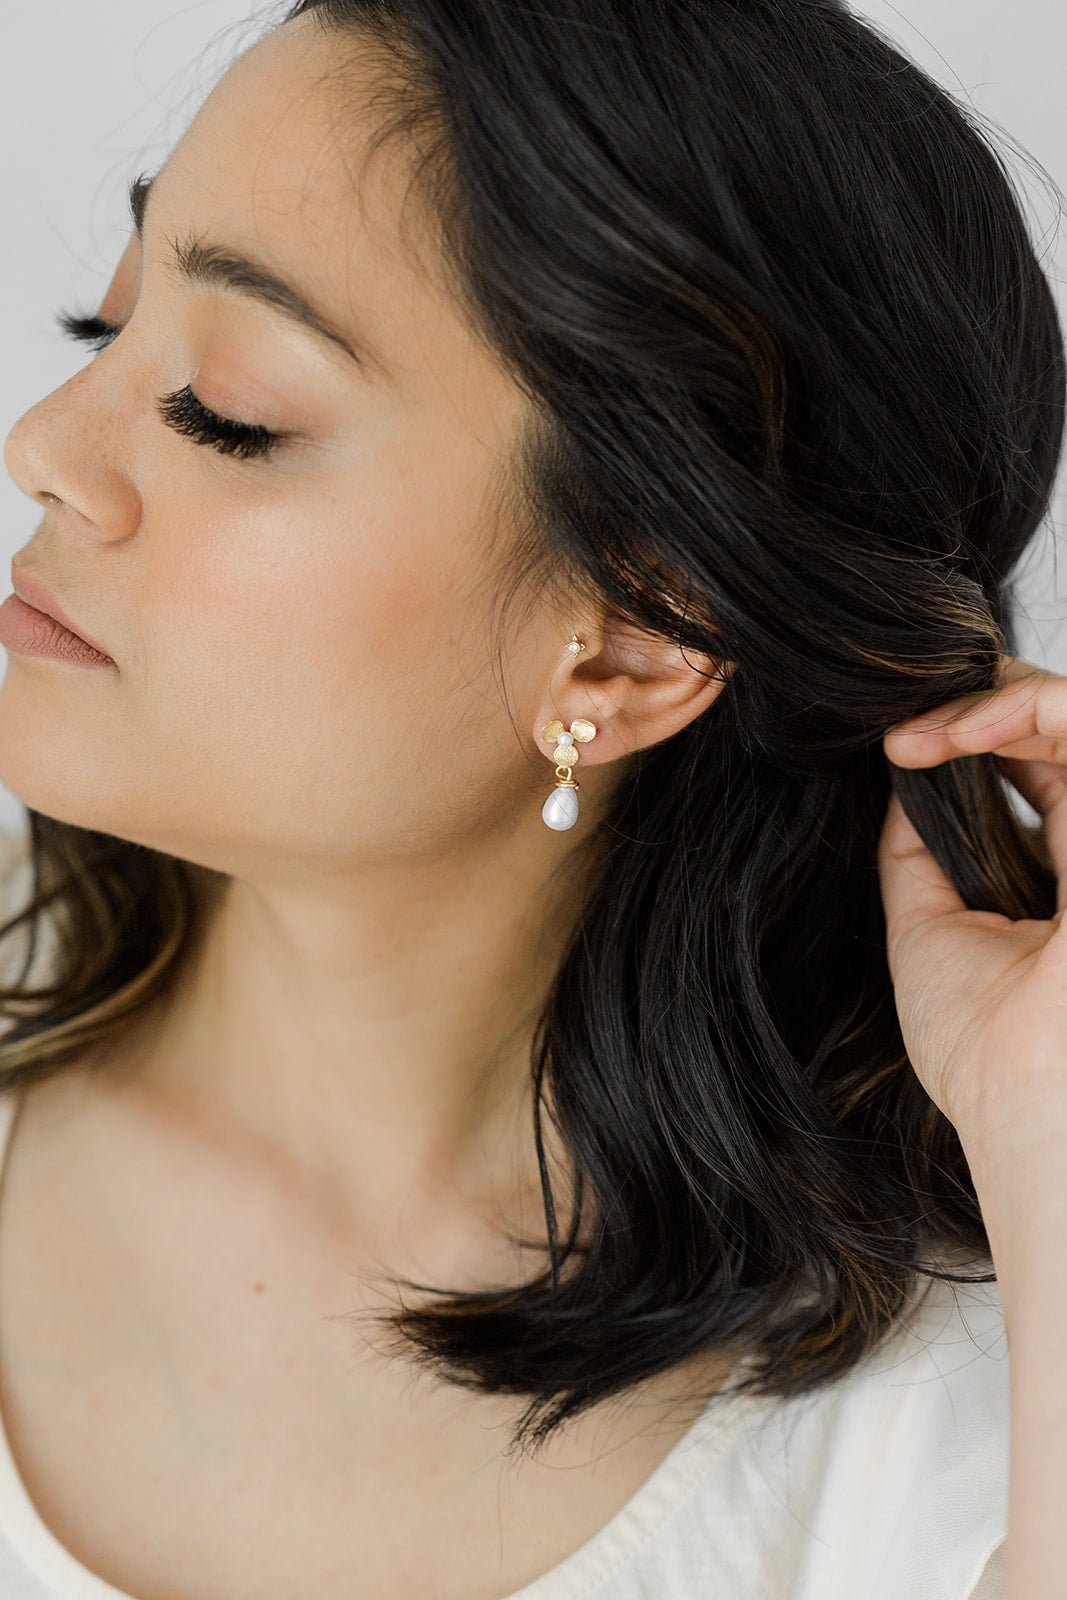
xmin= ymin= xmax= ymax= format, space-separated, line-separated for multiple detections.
xmin=0 ymin=0 xmax=1060 ymax=1595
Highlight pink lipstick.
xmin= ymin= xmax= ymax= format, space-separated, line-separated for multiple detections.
xmin=0 ymin=568 xmax=113 ymax=667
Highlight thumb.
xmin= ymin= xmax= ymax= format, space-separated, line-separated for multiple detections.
xmin=877 ymin=787 xmax=966 ymax=960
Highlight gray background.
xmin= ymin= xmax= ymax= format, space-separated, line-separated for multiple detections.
xmin=1 ymin=1 xmax=1064 ymax=831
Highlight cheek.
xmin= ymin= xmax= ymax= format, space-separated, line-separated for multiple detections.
xmin=128 ymin=463 xmax=509 ymax=854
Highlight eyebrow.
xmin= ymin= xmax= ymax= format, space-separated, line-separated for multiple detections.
xmin=128 ymin=170 xmax=383 ymax=377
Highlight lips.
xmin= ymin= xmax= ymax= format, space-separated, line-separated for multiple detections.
xmin=9 ymin=565 xmax=111 ymax=659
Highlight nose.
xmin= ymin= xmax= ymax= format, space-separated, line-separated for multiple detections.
xmin=3 ymin=375 xmax=141 ymax=542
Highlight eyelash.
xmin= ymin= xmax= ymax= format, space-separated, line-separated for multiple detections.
xmin=54 ymin=309 xmax=285 ymax=462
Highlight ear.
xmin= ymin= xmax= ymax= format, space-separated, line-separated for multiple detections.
xmin=533 ymin=617 xmax=734 ymax=768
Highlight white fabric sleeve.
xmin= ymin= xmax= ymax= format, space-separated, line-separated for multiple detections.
xmin=966 ymin=1534 xmax=1006 ymax=1598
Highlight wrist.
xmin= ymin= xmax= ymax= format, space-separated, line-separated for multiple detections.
xmin=959 ymin=1115 xmax=1067 ymax=1308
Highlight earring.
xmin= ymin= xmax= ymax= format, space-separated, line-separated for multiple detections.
xmin=541 ymin=638 xmax=596 ymax=831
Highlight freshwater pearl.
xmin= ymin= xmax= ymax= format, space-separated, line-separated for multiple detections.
xmin=542 ymin=786 xmax=580 ymax=830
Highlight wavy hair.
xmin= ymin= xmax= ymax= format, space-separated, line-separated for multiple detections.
xmin=1 ymin=0 xmax=1063 ymax=1458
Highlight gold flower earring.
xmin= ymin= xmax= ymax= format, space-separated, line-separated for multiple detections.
xmin=541 ymin=636 xmax=597 ymax=831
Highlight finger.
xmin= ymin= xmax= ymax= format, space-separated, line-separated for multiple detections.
xmin=877 ymin=789 xmax=966 ymax=959
xmin=882 ymin=652 xmax=1067 ymax=897
xmin=885 ymin=652 xmax=1032 ymax=744
xmin=883 ymin=656 xmax=1064 ymax=769
xmin=996 ymin=752 xmax=1067 ymax=820
xmin=995 ymin=755 xmax=1067 ymax=912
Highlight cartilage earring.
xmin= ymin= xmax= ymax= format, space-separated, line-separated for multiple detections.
xmin=541 ymin=638 xmax=597 ymax=831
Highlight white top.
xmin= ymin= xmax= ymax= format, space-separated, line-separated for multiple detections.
xmin=0 ymin=824 xmax=1009 ymax=1599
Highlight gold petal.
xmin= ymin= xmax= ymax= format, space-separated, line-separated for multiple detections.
xmin=570 ymin=718 xmax=596 ymax=743
xmin=555 ymin=745 xmax=579 ymax=765
xmin=542 ymin=719 xmax=565 ymax=742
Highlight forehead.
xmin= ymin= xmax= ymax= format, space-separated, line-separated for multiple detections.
xmin=154 ymin=14 xmax=487 ymax=395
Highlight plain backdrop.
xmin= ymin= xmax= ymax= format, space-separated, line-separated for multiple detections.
xmin=0 ymin=1 xmax=1065 ymax=832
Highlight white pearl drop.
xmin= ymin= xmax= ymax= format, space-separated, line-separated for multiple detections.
xmin=542 ymin=787 xmax=580 ymax=830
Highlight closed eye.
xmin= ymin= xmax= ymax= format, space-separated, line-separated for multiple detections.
xmin=54 ymin=309 xmax=289 ymax=462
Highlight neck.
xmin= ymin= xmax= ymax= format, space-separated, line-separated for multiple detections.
xmin=99 ymin=813 xmax=607 ymax=1274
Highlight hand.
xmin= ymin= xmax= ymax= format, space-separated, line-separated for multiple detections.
xmin=878 ymin=654 xmax=1067 ymax=1154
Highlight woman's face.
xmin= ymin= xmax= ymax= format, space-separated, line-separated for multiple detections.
xmin=0 ymin=15 xmax=578 ymax=877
